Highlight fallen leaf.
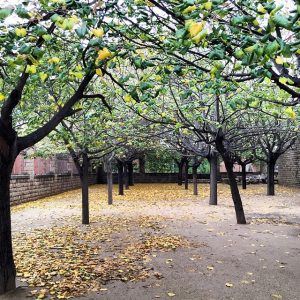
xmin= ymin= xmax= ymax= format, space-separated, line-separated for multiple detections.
xmin=271 ymin=294 xmax=282 ymax=299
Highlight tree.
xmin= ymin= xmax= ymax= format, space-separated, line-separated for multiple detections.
xmin=0 ymin=0 xmax=137 ymax=292
xmin=254 ymin=117 xmax=298 ymax=195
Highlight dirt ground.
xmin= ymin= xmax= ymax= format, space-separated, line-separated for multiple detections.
xmin=1 ymin=183 xmax=300 ymax=300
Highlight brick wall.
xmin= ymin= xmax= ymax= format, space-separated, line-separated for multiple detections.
xmin=278 ymin=139 xmax=300 ymax=186
xmin=10 ymin=174 xmax=97 ymax=206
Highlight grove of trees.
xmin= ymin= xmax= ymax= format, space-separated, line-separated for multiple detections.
xmin=0 ymin=0 xmax=299 ymax=294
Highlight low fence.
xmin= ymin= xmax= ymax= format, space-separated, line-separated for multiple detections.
xmin=10 ymin=174 xmax=97 ymax=206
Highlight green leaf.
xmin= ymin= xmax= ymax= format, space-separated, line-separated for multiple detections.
xmin=75 ymin=24 xmax=88 ymax=38
xmin=35 ymin=26 xmax=48 ymax=36
xmin=175 ymin=28 xmax=187 ymax=39
xmin=140 ymin=81 xmax=154 ymax=91
xmin=19 ymin=44 xmax=31 ymax=54
xmin=265 ymin=40 xmax=279 ymax=56
xmin=0 ymin=8 xmax=13 ymax=20
xmin=15 ymin=6 xmax=30 ymax=18
xmin=208 ymin=46 xmax=225 ymax=60
xmin=272 ymin=14 xmax=293 ymax=30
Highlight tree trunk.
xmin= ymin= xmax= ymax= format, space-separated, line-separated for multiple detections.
xmin=192 ymin=166 xmax=198 ymax=195
xmin=96 ymin=164 xmax=105 ymax=184
xmin=124 ymin=162 xmax=129 ymax=190
xmin=81 ymin=152 xmax=89 ymax=225
xmin=117 ymin=160 xmax=124 ymax=196
xmin=267 ymin=160 xmax=275 ymax=196
xmin=127 ymin=161 xmax=134 ymax=186
xmin=107 ymin=167 xmax=113 ymax=205
xmin=0 ymin=138 xmax=17 ymax=294
xmin=139 ymin=156 xmax=145 ymax=174
xmin=224 ymin=159 xmax=246 ymax=224
xmin=209 ymin=153 xmax=218 ymax=205
xmin=184 ymin=161 xmax=189 ymax=190
xmin=241 ymin=164 xmax=247 ymax=190
xmin=177 ymin=161 xmax=183 ymax=186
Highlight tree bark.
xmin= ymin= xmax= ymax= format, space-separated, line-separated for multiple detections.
xmin=0 ymin=164 xmax=16 ymax=294
xmin=224 ymin=159 xmax=246 ymax=224
xmin=139 ymin=156 xmax=145 ymax=174
xmin=184 ymin=161 xmax=189 ymax=190
xmin=209 ymin=153 xmax=218 ymax=205
xmin=192 ymin=166 xmax=198 ymax=195
xmin=96 ymin=164 xmax=105 ymax=184
xmin=241 ymin=164 xmax=247 ymax=190
xmin=124 ymin=162 xmax=129 ymax=190
xmin=81 ymin=152 xmax=89 ymax=225
xmin=267 ymin=160 xmax=275 ymax=196
xmin=117 ymin=160 xmax=124 ymax=196
xmin=127 ymin=161 xmax=134 ymax=186
xmin=107 ymin=165 xmax=113 ymax=205
xmin=177 ymin=160 xmax=183 ymax=186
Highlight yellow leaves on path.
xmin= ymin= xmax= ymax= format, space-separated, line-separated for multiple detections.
xmin=13 ymin=215 xmax=192 ymax=299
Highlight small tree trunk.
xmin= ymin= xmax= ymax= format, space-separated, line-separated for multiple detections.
xmin=139 ymin=156 xmax=145 ymax=174
xmin=128 ymin=161 xmax=134 ymax=186
xmin=177 ymin=161 xmax=183 ymax=186
xmin=267 ymin=160 xmax=275 ymax=196
xmin=0 ymin=158 xmax=16 ymax=294
xmin=96 ymin=164 xmax=105 ymax=184
xmin=107 ymin=165 xmax=113 ymax=205
xmin=209 ymin=153 xmax=218 ymax=205
xmin=192 ymin=166 xmax=198 ymax=195
xmin=124 ymin=162 xmax=129 ymax=190
xmin=241 ymin=164 xmax=247 ymax=190
xmin=224 ymin=158 xmax=246 ymax=224
xmin=184 ymin=161 xmax=189 ymax=190
xmin=117 ymin=160 xmax=124 ymax=196
xmin=81 ymin=152 xmax=89 ymax=225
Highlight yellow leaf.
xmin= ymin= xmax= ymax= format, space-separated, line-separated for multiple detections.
xmin=191 ymin=29 xmax=208 ymax=44
xmin=25 ymin=65 xmax=36 ymax=74
xmin=271 ymin=294 xmax=282 ymax=299
xmin=15 ymin=28 xmax=27 ymax=37
xmin=0 ymin=93 xmax=5 ymax=101
xmin=182 ymin=5 xmax=196 ymax=14
xmin=48 ymin=57 xmax=60 ymax=64
xmin=285 ymin=107 xmax=296 ymax=120
xmin=96 ymin=68 xmax=103 ymax=76
xmin=188 ymin=22 xmax=204 ymax=38
xmin=275 ymin=56 xmax=284 ymax=65
xmin=204 ymin=2 xmax=212 ymax=10
xmin=39 ymin=72 xmax=48 ymax=82
xmin=98 ymin=48 xmax=111 ymax=60
xmin=225 ymin=283 xmax=233 ymax=287
xmin=257 ymin=4 xmax=267 ymax=14
xmin=167 ymin=292 xmax=176 ymax=297
xmin=91 ymin=28 xmax=104 ymax=38
xmin=207 ymin=266 xmax=214 ymax=271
